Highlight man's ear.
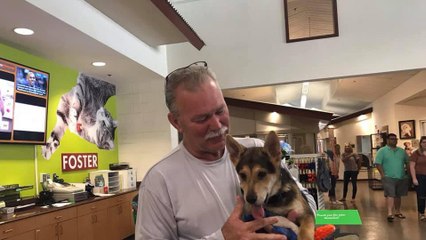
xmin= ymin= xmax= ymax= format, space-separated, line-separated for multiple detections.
xmin=168 ymin=112 xmax=182 ymax=132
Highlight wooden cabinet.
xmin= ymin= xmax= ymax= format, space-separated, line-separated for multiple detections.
xmin=107 ymin=192 xmax=135 ymax=240
xmin=0 ymin=217 xmax=35 ymax=240
xmin=77 ymin=200 xmax=109 ymax=240
xmin=1 ymin=230 xmax=35 ymax=240
xmin=35 ymin=218 xmax=77 ymax=240
xmin=34 ymin=207 xmax=77 ymax=240
xmin=0 ymin=190 xmax=136 ymax=240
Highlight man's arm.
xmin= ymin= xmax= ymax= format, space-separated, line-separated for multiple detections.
xmin=281 ymin=162 xmax=317 ymax=214
xmin=374 ymin=149 xmax=384 ymax=178
xmin=135 ymin=183 xmax=178 ymax=240
xmin=375 ymin=164 xmax=384 ymax=178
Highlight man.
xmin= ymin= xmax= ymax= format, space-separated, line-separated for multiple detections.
xmin=374 ymin=133 xmax=409 ymax=222
xmin=135 ymin=62 xmax=314 ymax=239
xmin=26 ymin=71 xmax=36 ymax=87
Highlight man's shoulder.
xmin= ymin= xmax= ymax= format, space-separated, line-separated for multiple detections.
xmin=377 ymin=146 xmax=390 ymax=153
xmin=142 ymin=146 xmax=183 ymax=181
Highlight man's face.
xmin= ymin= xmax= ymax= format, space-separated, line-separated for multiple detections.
xmin=344 ymin=145 xmax=352 ymax=153
xmin=387 ymin=136 xmax=398 ymax=147
xmin=27 ymin=72 xmax=36 ymax=86
xmin=169 ymin=78 xmax=230 ymax=160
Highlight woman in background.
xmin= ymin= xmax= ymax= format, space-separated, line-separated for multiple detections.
xmin=340 ymin=143 xmax=362 ymax=202
xmin=327 ymin=144 xmax=342 ymax=205
xmin=410 ymin=136 xmax=426 ymax=221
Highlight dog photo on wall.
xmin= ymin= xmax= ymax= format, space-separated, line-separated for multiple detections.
xmin=42 ymin=73 xmax=117 ymax=160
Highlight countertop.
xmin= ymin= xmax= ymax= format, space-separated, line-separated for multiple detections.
xmin=0 ymin=188 xmax=138 ymax=225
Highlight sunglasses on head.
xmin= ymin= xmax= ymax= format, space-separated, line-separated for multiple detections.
xmin=165 ymin=61 xmax=207 ymax=83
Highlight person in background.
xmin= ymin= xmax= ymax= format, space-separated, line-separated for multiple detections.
xmin=326 ymin=144 xmax=342 ymax=205
xmin=375 ymin=133 xmax=409 ymax=222
xmin=409 ymin=136 xmax=426 ymax=221
xmin=25 ymin=71 xmax=36 ymax=87
xmin=340 ymin=143 xmax=361 ymax=203
xmin=135 ymin=61 xmax=304 ymax=240
xmin=404 ymin=141 xmax=413 ymax=157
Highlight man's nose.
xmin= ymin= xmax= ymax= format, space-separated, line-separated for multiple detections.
xmin=209 ymin=115 xmax=222 ymax=129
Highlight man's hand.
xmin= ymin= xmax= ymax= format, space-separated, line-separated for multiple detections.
xmin=222 ymin=196 xmax=286 ymax=240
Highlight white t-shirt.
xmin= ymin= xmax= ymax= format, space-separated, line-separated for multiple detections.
xmin=135 ymin=138 xmax=316 ymax=240
xmin=135 ymin=142 xmax=237 ymax=240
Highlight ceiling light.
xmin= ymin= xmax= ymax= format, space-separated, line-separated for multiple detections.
xmin=357 ymin=114 xmax=368 ymax=121
xmin=300 ymin=95 xmax=307 ymax=108
xmin=299 ymin=82 xmax=309 ymax=108
xmin=13 ymin=28 xmax=34 ymax=35
xmin=92 ymin=62 xmax=106 ymax=67
xmin=301 ymin=82 xmax=310 ymax=95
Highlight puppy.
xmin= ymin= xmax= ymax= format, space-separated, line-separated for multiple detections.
xmin=226 ymin=131 xmax=315 ymax=240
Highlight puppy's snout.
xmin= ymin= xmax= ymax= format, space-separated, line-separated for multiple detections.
xmin=246 ymin=194 xmax=257 ymax=204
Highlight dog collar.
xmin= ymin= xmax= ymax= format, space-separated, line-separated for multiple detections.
xmin=266 ymin=167 xmax=293 ymax=205
xmin=267 ymin=190 xmax=288 ymax=205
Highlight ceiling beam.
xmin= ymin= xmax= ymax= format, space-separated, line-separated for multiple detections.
xmin=330 ymin=107 xmax=373 ymax=125
xmin=225 ymin=97 xmax=334 ymax=121
xmin=151 ymin=0 xmax=205 ymax=50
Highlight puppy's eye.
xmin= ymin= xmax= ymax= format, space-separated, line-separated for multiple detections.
xmin=258 ymin=171 xmax=266 ymax=180
xmin=239 ymin=173 xmax=247 ymax=181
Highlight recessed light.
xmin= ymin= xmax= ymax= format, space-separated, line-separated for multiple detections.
xmin=13 ymin=27 xmax=34 ymax=35
xmin=92 ymin=62 xmax=106 ymax=67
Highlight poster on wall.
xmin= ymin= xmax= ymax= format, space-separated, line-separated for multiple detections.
xmin=398 ymin=120 xmax=416 ymax=140
xmin=42 ymin=73 xmax=117 ymax=160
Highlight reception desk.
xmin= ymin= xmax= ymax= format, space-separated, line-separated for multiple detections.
xmin=0 ymin=189 xmax=137 ymax=240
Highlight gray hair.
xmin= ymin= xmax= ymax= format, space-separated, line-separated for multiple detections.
xmin=165 ymin=64 xmax=218 ymax=116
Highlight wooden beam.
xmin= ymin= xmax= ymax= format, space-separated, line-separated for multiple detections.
xmin=224 ymin=97 xmax=334 ymax=121
xmin=330 ymin=107 xmax=373 ymax=125
xmin=151 ymin=0 xmax=205 ymax=50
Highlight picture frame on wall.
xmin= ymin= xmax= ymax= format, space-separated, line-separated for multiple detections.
xmin=412 ymin=139 xmax=420 ymax=149
xmin=419 ymin=120 xmax=426 ymax=137
xmin=398 ymin=120 xmax=416 ymax=140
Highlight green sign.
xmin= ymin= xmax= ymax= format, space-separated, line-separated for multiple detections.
xmin=315 ymin=210 xmax=362 ymax=225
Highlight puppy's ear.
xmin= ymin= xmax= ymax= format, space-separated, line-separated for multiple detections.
xmin=264 ymin=131 xmax=282 ymax=163
xmin=226 ymin=134 xmax=244 ymax=166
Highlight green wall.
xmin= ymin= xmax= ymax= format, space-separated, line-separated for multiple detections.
xmin=0 ymin=43 xmax=118 ymax=197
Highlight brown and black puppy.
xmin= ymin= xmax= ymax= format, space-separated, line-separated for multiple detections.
xmin=226 ymin=131 xmax=315 ymax=240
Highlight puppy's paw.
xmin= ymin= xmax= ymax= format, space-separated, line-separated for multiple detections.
xmin=273 ymin=216 xmax=299 ymax=233
xmin=298 ymin=217 xmax=315 ymax=240
xmin=298 ymin=231 xmax=315 ymax=240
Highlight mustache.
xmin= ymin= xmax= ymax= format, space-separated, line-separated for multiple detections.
xmin=204 ymin=126 xmax=228 ymax=140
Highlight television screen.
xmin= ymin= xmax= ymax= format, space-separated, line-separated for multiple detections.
xmin=0 ymin=58 xmax=49 ymax=144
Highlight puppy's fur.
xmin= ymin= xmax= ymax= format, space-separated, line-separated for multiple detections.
xmin=226 ymin=131 xmax=315 ymax=240
xmin=42 ymin=73 xmax=117 ymax=160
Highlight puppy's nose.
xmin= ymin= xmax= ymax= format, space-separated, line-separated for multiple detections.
xmin=246 ymin=194 xmax=257 ymax=204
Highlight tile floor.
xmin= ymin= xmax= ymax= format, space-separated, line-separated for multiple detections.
xmin=326 ymin=181 xmax=426 ymax=240
xmin=127 ymin=181 xmax=425 ymax=240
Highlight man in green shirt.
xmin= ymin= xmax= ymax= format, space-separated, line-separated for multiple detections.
xmin=375 ymin=133 xmax=409 ymax=222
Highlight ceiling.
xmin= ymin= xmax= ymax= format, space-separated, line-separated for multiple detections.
xmin=0 ymin=0 xmax=424 ymax=119
xmin=0 ymin=0 xmax=179 ymax=84
xmin=223 ymin=69 xmax=420 ymax=116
